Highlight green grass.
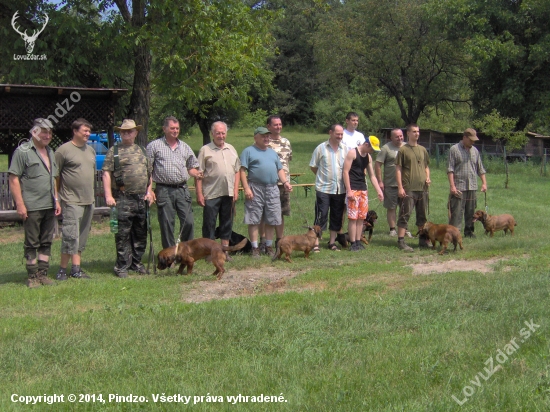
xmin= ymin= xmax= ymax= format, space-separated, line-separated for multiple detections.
xmin=1 ymin=128 xmax=550 ymax=411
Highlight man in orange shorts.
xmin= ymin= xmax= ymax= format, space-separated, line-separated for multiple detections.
xmin=343 ymin=135 xmax=384 ymax=251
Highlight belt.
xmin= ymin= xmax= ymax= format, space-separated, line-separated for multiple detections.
xmin=156 ymin=182 xmax=187 ymax=188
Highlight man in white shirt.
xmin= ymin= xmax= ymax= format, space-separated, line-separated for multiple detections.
xmin=342 ymin=112 xmax=365 ymax=150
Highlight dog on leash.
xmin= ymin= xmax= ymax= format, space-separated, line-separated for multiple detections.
xmin=272 ymin=225 xmax=322 ymax=263
xmin=337 ymin=210 xmax=378 ymax=248
xmin=418 ymin=222 xmax=463 ymax=255
xmin=472 ymin=210 xmax=517 ymax=237
xmin=157 ymin=238 xmax=247 ymax=279
xmin=214 ymin=226 xmax=252 ymax=254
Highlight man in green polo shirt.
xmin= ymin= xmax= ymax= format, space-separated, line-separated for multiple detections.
xmin=8 ymin=118 xmax=62 ymax=287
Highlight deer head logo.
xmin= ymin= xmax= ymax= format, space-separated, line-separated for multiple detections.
xmin=11 ymin=11 xmax=49 ymax=55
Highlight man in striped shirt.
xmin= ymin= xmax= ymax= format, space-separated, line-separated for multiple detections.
xmin=146 ymin=116 xmax=203 ymax=249
xmin=447 ymin=128 xmax=487 ymax=238
xmin=309 ymin=124 xmax=348 ymax=251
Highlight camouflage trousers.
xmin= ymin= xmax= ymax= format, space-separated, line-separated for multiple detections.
xmin=114 ymin=193 xmax=148 ymax=272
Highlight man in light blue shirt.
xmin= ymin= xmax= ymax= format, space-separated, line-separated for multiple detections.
xmin=240 ymin=127 xmax=292 ymax=257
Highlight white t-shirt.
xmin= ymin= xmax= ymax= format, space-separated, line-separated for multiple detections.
xmin=343 ymin=129 xmax=365 ymax=150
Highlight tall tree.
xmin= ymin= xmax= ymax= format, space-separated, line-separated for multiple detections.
xmin=431 ymin=0 xmax=550 ymax=131
xmin=151 ymin=0 xmax=275 ymax=145
xmin=315 ymin=0 xmax=468 ymax=125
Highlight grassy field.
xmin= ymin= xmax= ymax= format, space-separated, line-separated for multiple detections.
xmin=1 ymin=128 xmax=549 ymax=411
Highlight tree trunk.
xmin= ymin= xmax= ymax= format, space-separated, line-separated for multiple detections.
xmin=128 ymin=42 xmax=151 ymax=147
xmin=196 ymin=115 xmax=211 ymax=146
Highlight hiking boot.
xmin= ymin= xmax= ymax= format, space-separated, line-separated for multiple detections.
xmin=36 ymin=269 xmax=53 ymax=286
xmin=116 ymin=270 xmax=128 ymax=278
xmin=56 ymin=268 xmax=68 ymax=281
xmin=405 ymin=230 xmax=413 ymax=238
xmin=71 ymin=270 xmax=90 ymax=279
xmin=26 ymin=276 xmax=41 ymax=288
xmin=130 ymin=263 xmax=149 ymax=275
xmin=398 ymin=239 xmax=414 ymax=252
xmin=251 ymin=247 xmax=261 ymax=258
xmin=265 ymin=246 xmax=275 ymax=257
xmin=418 ymin=234 xmax=433 ymax=249
xmin=389 ymin=229 xmax=398 ymax=237
xmin=259 ymin=242 xmax=267 ymax=255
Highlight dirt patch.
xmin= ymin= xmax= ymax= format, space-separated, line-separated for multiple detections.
xmin=408 ymin=258 xmax=504 ymax=275
xmin=181 ymin=268 xmax=299 ymax=303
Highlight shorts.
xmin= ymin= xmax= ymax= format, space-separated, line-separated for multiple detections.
xmin=61 ymin=203 xmax=94 ymax=255
xmin=346 ymin=190 xmax=368 ymax=220
xmin=279 ymin=185 xmax=291 ymax=216
xmin=244 ymin=182 xmax=282 ymax=226
xmin=383 ymin=186 xmax=399 ymax=210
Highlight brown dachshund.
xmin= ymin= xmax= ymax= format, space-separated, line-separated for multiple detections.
xmin=418 ymin=222 xmax=463 ymax=255
xmin=472 ymin=210 xmax=516 ymax=237
xmin=272 ymin=225 xmax=322 ymax=263
xmin=157 ymin=238 xmax=247 ymax=279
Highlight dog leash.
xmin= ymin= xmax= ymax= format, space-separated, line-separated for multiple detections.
xmin=146 ymin=202 xmax=156 ymax=274
xmin=484 ymin=191 xmax=488 ymax=213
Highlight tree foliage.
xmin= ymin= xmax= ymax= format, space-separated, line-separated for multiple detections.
xmin=315 ymin=0 xmax=468 ymax=126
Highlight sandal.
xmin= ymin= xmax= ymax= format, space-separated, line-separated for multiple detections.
xmin=328 ymin=243 xmax=341 ymax=251
xmin=313 ymin=246 xmax=320 ymax=253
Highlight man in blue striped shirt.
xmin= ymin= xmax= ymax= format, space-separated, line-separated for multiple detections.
xmin=309 ymin=124 xmax=348 ymax=251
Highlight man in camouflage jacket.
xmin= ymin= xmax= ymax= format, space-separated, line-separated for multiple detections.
xmin=102 ymin=119 xmax=154 ymax=277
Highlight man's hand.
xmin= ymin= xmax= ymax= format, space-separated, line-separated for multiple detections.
xmin=244 ymin=188 xmax=253 ymax=200
xmin=144 ymin=192 xmax=155 ymax=206
xmin=16 ymin=203 xmax=28 ymax=221
xmin=481 ymin=183 xmax=487 ymax=192
xmin=377 ymin=189 xmax=384 ymax=202
xmin=197 ymin=193 xmax=205 ymax=207
xmin=189 ymin=168 xmax=203 ymax=180
xmin=398 ymin=187 xmax=406 ymax=198
xmin=378 ymin=181 xmax=385 ymax=192
xmin=105 ymin=195 xmax=116 ymax=207
xmin=283 ymin=181 xmax=293 ymax=192
xmin=54 ymin=200 xmax=62 ymax=216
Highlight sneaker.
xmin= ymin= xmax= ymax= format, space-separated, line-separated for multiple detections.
xmin=389 ymin=229 xmax=398 ymax=237
xmin=71 ymin=270 xmax=90 ymax=279
xmin=251 ymin=247 xmax=261 ymax=258
xmin=26 ymin=277 xmax=41 ymax=288
xmin=56 ymin=268 xmax=68 ymax=281
xmin=358 ymin=242 xmax=366 ymax=250
xmin=405 ymin=230 xmax=413 ymax=238
xmin=397 ymin=239 xmax=414 ymax=252
xmin=36 ymin=269 xmax=54 ymax=286
xmin=265 ymin=246 xmax=275 ymax=257
xmin=350 ymin=243 xmax=360 ymax=252
xmin=418 ymin=235 xmax=433 ymax=249
xmin=130 ymin=263 xmax=149 ymax=275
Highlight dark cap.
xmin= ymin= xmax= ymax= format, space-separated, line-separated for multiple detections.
xmin=254 ymin=126 xmax=270 ymax=135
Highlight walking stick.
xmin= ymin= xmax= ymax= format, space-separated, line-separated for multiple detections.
xmin=146 ymin=202 xmax=156 ymax=274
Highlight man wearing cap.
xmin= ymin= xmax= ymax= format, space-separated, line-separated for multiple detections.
xmin=146 ymin=116 xmax=203 ymax=249
xmin=375 ymin=128 xmax=413 ymax=238
xmin=258 ymin=115 xmax=292 ymax=251
xmin=240 ymin=127 xmax=292 ymax=257
xmin=55 ymin=118 xmax=96 ymax=280
xmin=395 ymin=124 xmax=431 ymax=252
xmin=343 ymin=135 xmax=384 ymax=251
xmin=102 ymin=119 xmax=154 ymax=277
xmin=310 ymin=124 xmax=348 ymax=251
xmin=8 ymin=119 xmax=61 ymax=287
xmin=447 ymin=128 xmax=487 ymax=238
xmin=196 ymin=121 xmax=240 ymax=256
xmin=342 ymin=112 xmax=365 ymax=150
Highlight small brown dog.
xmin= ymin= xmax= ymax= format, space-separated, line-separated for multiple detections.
xmin=472 ymin=210 xmax=516 ymax=237
xmin=272 ymin=225 xmax=322 ymax=263
xmin=419 ymin=222 xmax=463 ymax=255
xmin=157 ymin=238 xmax=247 ymax=279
